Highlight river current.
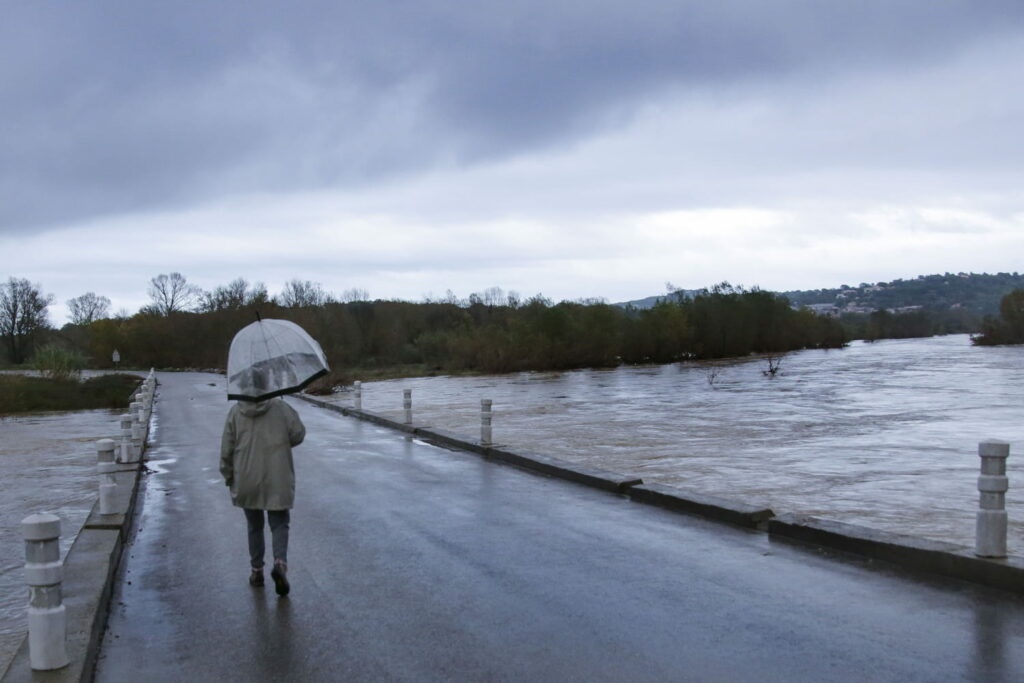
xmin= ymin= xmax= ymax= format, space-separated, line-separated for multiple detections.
xmin=336 ymin=334 xmax=1023 ymax=549
xmin=0 ymin=409 xmax=122 ymax=667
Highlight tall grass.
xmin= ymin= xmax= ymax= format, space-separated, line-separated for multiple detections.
xmin=32 ymin=344 xmax=86 ymax=380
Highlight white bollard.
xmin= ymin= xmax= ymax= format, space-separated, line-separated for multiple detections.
xmin=132 ymin=422 xmax=144 ymax=459
xmin=976 ymin=440 xmax=1010 ymax=558
xmin=481 ymin=399 xmax=493 ymax=446
xmin=119 ymin=414 xmax=133 ymax=463
xmin=120 ymin=433 xmax=133 ymax=465
xmin=403 ymin=389 xmax=412 ymax=425
xmin=353 ymin=381 xmax=362 ymax=411
xmin=23 ymin=513 xmax=69 ymax=670
xmin=97 ymin=439 xmax=117 ymax=515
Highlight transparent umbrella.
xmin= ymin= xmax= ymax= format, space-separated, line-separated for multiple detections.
xmin=227 ymin=318 xmax=329 ymax=402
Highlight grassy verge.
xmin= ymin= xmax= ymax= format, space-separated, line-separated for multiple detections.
xmin=0 ymin=374 xmax=140 ymax=415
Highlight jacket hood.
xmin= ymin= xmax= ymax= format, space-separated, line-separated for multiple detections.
xmin=238 ymin=399 xmax=273 ymax=417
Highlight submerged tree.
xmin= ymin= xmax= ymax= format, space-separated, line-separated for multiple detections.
xmin=974 ymin=289 xmax=1024 ymax=345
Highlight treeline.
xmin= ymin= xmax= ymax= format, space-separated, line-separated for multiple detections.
xmin=973 ymin=290 xmax=1024 ymax=346
xmin=52 ymin=282 xmax=846 ymax=375
xmin=838 ymin=307 xmax=980 ymax=341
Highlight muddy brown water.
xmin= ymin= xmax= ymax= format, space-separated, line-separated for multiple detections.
xmin=0 ymin=410 xmax=124 ymax=667
xmin=331 ymin=335 xmax=1023 ymax=549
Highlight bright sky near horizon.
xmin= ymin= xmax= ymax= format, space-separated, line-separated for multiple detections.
xmin=3 ymin=1 xmax=1023 ymax=323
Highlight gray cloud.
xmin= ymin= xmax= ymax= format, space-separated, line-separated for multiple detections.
xmin=3 ymin=1 xmax=1024 ymax=232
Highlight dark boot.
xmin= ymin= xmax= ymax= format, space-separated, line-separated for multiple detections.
xmin=249 ymin=568 xmax=264 ymax=587
xmin=271 ymin=561 xmax=289 ymax=596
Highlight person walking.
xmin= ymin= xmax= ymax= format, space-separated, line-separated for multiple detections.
xmin=220 ymin=397 xmax=306 ymax=596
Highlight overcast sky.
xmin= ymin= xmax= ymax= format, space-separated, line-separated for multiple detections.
xmin=3 ymin=1 xmax=1023 ymax=323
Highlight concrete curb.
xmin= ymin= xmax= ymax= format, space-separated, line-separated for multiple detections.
xmin=627 ymin=482 xmax=774 ymax=529
xmin=296 ymin=392 xmax=1024 ymax=595
xmin=1 ymin=382 xmax=152 ymax=682
xmin=483 ymin=445 xmax=642 ymax=493
xmin=1 ymin=530 xmax=123 ymax=683
xmin=769 ymin=514 xmax=1024 ymax=594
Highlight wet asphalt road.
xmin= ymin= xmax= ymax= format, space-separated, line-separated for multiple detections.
xmin=94 ymin=373 xmax=1024 ymax=682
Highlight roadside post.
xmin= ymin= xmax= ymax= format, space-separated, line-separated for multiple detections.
xmin=119 ymin=414 xmax=134 ymax=463
xmin=403 ymin=389 xmax=412 ymax=425
xmin=97 ymin=439 xmax=118 ymax=514
xmin=112 ymin=349 xmax=120 ymax=370
xmin=22 ymin=513 xmax=69 ymax=671
xmin=481 ymin=399 xmax=493 ymax=446
xmin=353 ymin=381 xmax=362 ymax=411
xmin=131 ymin=419 xmax=144 ymax=460
xmin=976 ymin=439 xmax=1010 ymax=558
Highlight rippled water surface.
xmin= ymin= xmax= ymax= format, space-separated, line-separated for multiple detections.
xmin=334 ymin=335 xmax=1023 ymax=548
xmin=0 ymin=409 xmax=124 ymax=667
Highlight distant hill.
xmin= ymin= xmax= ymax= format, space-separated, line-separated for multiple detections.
xmin=617 ymin=273 xmax=1024 ymax=316
xmin=782 ymin=272 xmax=1024 ymax=316
xmin=615 ymin=290 xmax=698 ymax=309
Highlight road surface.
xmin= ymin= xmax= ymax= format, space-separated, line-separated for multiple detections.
xmin=94 ymin=373 xmax=1024 ymax=681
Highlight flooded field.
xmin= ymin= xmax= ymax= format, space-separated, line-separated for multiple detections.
xmin=330 ymin=335 xmax=1024 ymax=549
xmin=0 ymin=409 xmax=125 ymax=667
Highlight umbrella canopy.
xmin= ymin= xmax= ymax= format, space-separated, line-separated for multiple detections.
xmin=227 ymin=318 xmax=329 ymax=402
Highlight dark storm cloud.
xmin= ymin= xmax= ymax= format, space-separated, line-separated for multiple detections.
xmin=2 ymin=1 xmax=1023 ymax=232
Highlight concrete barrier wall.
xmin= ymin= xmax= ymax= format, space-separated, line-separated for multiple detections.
xmin=295 ymin=392 xmax=1024 ymax=595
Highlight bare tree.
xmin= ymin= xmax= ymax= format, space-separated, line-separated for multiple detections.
xmin=200 ymin=278 xmax=272 ymax=312
xmin=0 ymin=277 xmax=54 ymax=363
xmin=763 ymin=354 xmax=783 ymax=377
xmin=705 ymin=363 xmax=722 ymax=387
xmin=67 ymin=292 xmax=111 ymax=325
xmin=338 ymin=288 xmax=369 ymax=303
xmin=276 ymin=279 xmax=328 ymax=308
xmin=200 ymin=278 xmax=246 ymax=312
xmin=248 ymin=282 xmax=270 ymax=307
xmin=146 ymin=272 xmax=200 ymax=315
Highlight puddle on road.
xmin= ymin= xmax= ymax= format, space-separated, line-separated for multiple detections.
xmin=145 ymin=457 xmax=177 ymax=475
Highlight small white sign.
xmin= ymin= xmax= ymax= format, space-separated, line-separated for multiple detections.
xmin=112 ymin=349 xmax=121 ymax=363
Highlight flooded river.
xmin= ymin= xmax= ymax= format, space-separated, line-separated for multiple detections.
xmin=335 ymin=335 xmax=1023 ymax=549
xmin=0 ymin=409 xmax=124 ymax=667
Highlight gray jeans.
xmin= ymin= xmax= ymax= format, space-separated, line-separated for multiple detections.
xmin=243 ymin=509 xmax=290 ymax=569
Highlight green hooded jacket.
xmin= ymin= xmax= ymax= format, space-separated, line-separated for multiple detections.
xmin=220 ymin=398 xmax=306 ymax=510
